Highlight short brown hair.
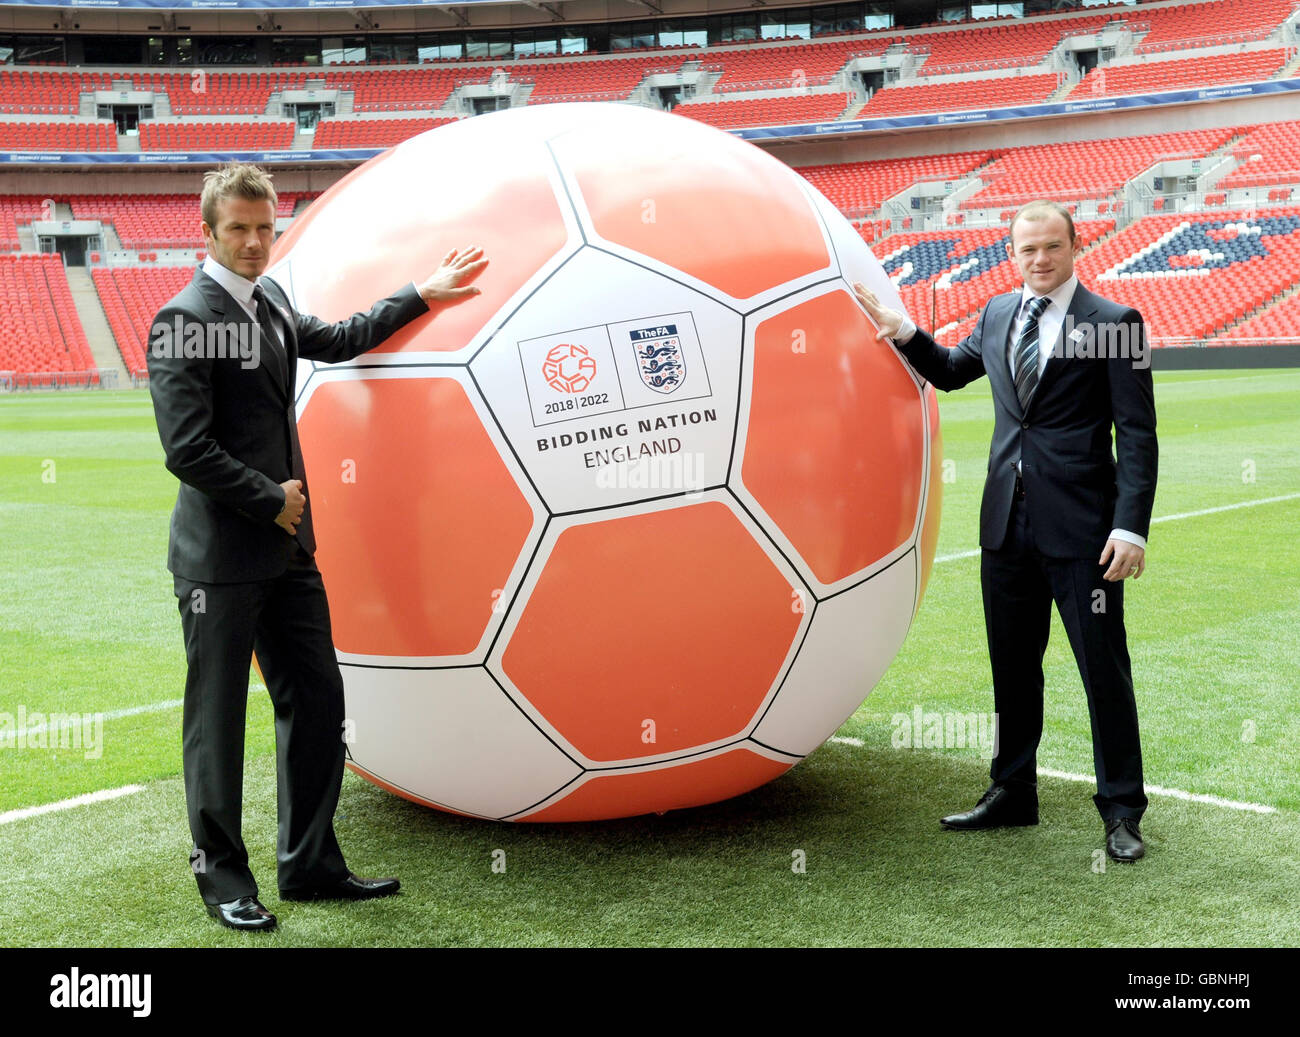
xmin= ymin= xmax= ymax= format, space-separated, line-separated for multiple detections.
xmin=1009 ymin=200 xmax=1075 ymax=247
xmin=200 ymin=162 xmax=277 ymax=229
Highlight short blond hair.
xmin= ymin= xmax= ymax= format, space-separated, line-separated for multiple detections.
xmin=1009 ymin=200 xmax=1075 ymax=247
xmin=200 ymin=162 xmax=277 ymax=229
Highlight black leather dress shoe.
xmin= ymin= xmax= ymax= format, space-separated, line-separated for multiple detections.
xmin=206 ymin=896 xmax=277 ymax=931
xmin=940 ymin=785 xmax=1039 ymax=829
xmin=280 ymin=873 xmax=401 ymax=902
xmin=1105 ymin=818 xmax=1145 ymax=861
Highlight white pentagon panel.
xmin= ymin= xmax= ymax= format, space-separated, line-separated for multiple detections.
xmin=470 ymin=246 xmax=741 ymax=514
xmin=342 ymin=665 xmax=582 ymax=820
xmin=798 ymin=178 xmax=911 ymax=320
xmin=752 ymin=550 xmax=918 ymax=757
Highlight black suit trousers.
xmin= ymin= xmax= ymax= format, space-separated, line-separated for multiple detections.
xmin=981 ymin=494 xmax=1147 ymax=822
xmin=174 ymin=544 xmax=349 ymax=904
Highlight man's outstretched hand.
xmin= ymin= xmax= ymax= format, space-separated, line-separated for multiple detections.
xmin=417 ymin=246 xmax=489 ymax=306
xmin=852 ymin=282 xmax=905 ymax=340
xmin=276 ymin=479 xmax=305 ymax=535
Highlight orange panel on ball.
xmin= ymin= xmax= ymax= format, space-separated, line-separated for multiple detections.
xmin=744 ymin=292 xmax=924 ymax=586
xmin=299 ymin=377 xmax=535 ymax=657
xmin=502 ymin=502 xmax=802 ymax=762
xmin=519 ymin=747 xmax=793 ymax=822
xmin=565 ymin=122 xmax=829 ymax=300
xmin=917 ymin=386 xmax=943 ymax=605
xmin=269 ymin=130 xmax=569 ymax=355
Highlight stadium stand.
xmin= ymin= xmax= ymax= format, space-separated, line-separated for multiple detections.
xmin=1130 ymin=0 xmax=1298 ymax=52
xmin=0 ymin=69 xmax=111 ymax=114
xmin=0 ymin=254 xmax=96 ymax=386
xmin=673 ymin=92 xmax=854 ymax=130
xmin=796 ymin=151 xmax=994 ymax=218
xmin=67 ymin=194 xmax=204 ymax=249
xmin=1 ymin=195 xmax=51 ymax=251
xmin=961 ymin=128 xmax=1240 ymax=209
xmin=911 ymin=14 xmax=1112 ymax=74
xmin=1075 ymin=207 xmax=1300 ymax=341
xmin=1217 ymin=287 xmax=1300 ymax=344
xmin=138 ymin=120 xmax=297 ymax=151
xmin=331 ymin=67 xmax=481 ymax=111
xmin=92 ymin=266 xmax=193 ymax=378
xmin=0 ymin=121 xmax=117 ymax=152
xmin=861 ymin=73 xmax=1062 ymax=118
xmin=510 ymin=55 xmax=689 ymax=102
xmin=168 ymin=70 xmax=283 ymax=115
xmin=1217 ymin=120 xmax=1300 ymax=189
xmin=311 ymin=117 xmax=457 ymax=149
xmin=1069 ymin=48 xmax=1297 ymax=100
xmin=6 ymin=5 xmax=1300 ymax=383
xmin=702 ymin=37 xmax=895 ymax=92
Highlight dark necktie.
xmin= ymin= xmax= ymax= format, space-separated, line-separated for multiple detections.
xmin=250 ymin=282 xmax=288 ymax=390
xmin=251 ymin=283 xmax=315 ymax=554
xmin=1012 ymin=295 xmax=1050 ymax=411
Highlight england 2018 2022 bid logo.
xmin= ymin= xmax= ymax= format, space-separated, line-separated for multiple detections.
xmin=518 ymin=312 xmax=712 ymax=429
xmin=542 ymin=343 xmax=598 ymax=394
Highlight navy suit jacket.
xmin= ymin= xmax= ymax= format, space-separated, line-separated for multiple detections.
xmin=148 ymin=267 xmax=429 ymax=582
xmin=896 ymin=282 xmax=1157 ymax=558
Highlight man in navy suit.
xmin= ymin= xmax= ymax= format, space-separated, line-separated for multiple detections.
xmin=854 ymin=200 xmax=1157 ymax=862
xmin=148 ymin=163 xmax=488 ymax=929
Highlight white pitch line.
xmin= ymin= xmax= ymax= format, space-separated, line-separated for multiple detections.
xmin=1037 ymin=767 xmax=1276 ymax=815
xmin=1 ymin=686 xmax=269 ymax=747
xmin=934 ymin=491 xmax=1300 ymax=565
xmin=825 ymin=742 xmax=1277 ymax=814
xmin=1149 ymin=491 xmax=1300 ymax=524
xmin=1 ymin=699 xmax=184 ymax=742
xmin=0 ymin=784 xmax=143 ymax=826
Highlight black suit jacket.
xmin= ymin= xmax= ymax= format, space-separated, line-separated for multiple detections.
xmin=896 ymin=282 xmax=1157 ymax=558
xmin=148 ymin=267 xmax=429 ymax=582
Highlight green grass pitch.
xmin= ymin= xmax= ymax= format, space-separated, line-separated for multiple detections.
xmin=1 ymin=370 xmax=1297 ymax=947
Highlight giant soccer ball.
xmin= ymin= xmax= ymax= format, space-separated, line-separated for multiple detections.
xmin=267 ymin=103 xmax=942 ymax=822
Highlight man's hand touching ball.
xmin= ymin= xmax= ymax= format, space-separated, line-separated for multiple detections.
xmin=852 ymin=282 xmax=905 ymax=340
xmin=417 ymin=246 xmax=489 ymax=306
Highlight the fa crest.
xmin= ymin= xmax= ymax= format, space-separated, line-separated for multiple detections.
xmin=630 ymin=324 xmax=684 ymax=394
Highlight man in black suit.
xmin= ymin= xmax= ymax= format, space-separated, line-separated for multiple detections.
xmin=148 ymin=163 xmax=488 ymax=929
xmin=854 ymin=200 xmax=1157 ymax=862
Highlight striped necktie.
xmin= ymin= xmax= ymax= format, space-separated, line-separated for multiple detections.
xmin=1012 ymin=295 xmax=1050 ymax=411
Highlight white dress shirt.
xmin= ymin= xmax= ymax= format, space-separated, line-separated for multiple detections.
xmin=1009 ymin=273 xmax=1077 ymax=381
xmin=202 ymin=256 xmax=259 ymax=318
xmin=892 ymin=277 xmax=1145 ymax=550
